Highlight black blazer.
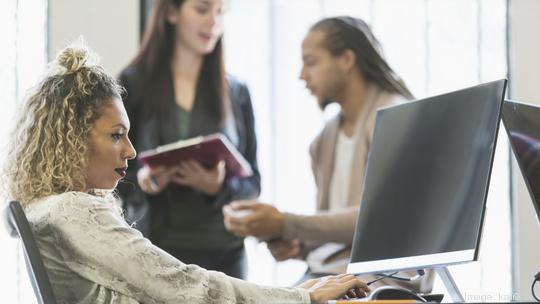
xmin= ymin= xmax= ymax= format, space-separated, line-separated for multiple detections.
xmin=117 ymin=65 xmax=260 ymax=246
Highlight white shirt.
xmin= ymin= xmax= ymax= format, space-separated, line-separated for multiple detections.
xmin=307 ymin=130 xmax=357 ymax=274
xmin=328 ymin=130 xmax=357 ymax=211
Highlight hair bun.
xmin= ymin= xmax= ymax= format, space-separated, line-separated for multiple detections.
xmin=54 ymin=38 xmax=99 ymax=74
xmin=57 ymin=47 xmax=89 ymax=73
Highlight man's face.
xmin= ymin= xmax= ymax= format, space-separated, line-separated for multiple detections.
xmin=300 ymin=29 xmax=347 ymax=109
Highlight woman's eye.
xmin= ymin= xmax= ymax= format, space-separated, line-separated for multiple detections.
xmin=196 ymin=5 xmax=210 ymax=14
xmin=111 ymin=133 xmax=123 ymax=141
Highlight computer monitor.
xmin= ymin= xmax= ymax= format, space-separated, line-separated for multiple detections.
xmin=347 ymin=79 xmax=507 ymax=275
xmin=501 ymin=100 xmax=540 ymax=224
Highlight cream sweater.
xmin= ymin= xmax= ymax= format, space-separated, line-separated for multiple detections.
xmin=25 ymin=192 xmax=310 ymax=304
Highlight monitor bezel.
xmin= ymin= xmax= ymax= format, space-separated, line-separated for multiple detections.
xmin=347 ymin=249 xmax=475 ymax=275
xmin=347 ymin=80 xmax=507 ymax=275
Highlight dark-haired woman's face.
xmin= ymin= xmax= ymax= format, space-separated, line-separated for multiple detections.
xmin=299 ymin=30 xmax=348 ymax=109
xmin=86 ymin=98 xmax=136 ymax=191
xmin=167 ymin=0 xmax=225 ymax=55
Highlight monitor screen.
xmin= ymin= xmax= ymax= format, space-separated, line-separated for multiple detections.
xmin=348 ymin=80 xmax=506 ymax=275
xmin=501 ymin=100 xmax=540 ymax=225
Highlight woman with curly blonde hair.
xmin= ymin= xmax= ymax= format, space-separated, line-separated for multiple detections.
xmin=4 ymin=45 xmax=126 ymax=206
xmin=3 ymin=42 xmax=369 ymax=303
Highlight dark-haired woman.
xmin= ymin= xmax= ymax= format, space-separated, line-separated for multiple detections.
xmin=118 ymin=0 xmax=259 ymax=279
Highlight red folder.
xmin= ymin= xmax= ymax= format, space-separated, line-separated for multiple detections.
xmin=138 ymin=133 xmax=253 ymax=178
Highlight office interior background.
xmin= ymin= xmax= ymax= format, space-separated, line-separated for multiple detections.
xmin=0 ymin=0 xmax=539 ymax=302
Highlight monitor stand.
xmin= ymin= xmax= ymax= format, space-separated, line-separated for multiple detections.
xmin=435 ymin=267 xmax=464 ymax=302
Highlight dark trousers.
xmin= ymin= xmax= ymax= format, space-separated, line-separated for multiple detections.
xmin=162 ymin=245 xmax=247 ymax=279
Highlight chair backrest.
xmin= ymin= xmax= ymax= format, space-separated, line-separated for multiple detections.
xmin=8 ymin=201 xmax=57 ymax=304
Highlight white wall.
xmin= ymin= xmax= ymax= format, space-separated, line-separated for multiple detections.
xmin=509 ymin=0 xmax=540 ymax=300
xmin=48 ymin=0 xmax=139 ymax=76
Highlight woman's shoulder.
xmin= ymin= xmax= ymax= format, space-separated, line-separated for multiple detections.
xmin=118 ymin=65 xmax=147 ymax=109
xmin=51 ymin=191 xmax=107 ymax=205
xmin=227 ymin=74 xmax=246 ymax=88
xmin=118 ymin=64 xmax=145 ymax=88
xmin=26 ymin=192 xmax=113 ymax=222
xmin=25 ymin=192 xmax=129 ymax=243
xmin=227 ymin=74 xmax=251 ymax=104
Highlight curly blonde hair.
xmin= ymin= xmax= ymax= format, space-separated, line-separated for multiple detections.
xmin=3 ymin=43 xmax=124 ymax=206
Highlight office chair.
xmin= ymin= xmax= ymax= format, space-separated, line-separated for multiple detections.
xmin=8 ymin=201 xmax=57 ymax=304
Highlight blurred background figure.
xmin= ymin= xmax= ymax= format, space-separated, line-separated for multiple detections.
xmin=117 ymin=0 xmax=261 ymax=279
xmin=224 ymin=16 xmax=434 ymax=293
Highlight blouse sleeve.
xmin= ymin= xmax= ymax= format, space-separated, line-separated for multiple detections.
xmin=50 ymin=194 xmax=309 ymax=304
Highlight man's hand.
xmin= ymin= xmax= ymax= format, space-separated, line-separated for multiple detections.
xmin=222 ymin=201 xmax=285 ymax=241
xmin=267 ymin=238 xmax=301 ymax=261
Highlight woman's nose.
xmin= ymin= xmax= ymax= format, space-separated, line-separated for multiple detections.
xmin=124 ymin=138 xmax=137 ymax=160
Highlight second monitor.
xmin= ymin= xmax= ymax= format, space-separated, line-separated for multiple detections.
xmin=501 ymin=100 xmax=540 ymax=225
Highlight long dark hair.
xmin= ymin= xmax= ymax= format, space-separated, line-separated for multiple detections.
xmin=312 ymin=16 xmax=413 ymax=99
xmin=129 ymin=0 xmax=229 ymax=124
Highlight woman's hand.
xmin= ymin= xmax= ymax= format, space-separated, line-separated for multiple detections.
xmin=170 ymin=160 xmax=226 ymax=195
xmin=137 ymin=165 xmax=173 ymax=194
xmin=298 ymin=274 xmax=370 ymax=304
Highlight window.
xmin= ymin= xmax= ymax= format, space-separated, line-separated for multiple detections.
xmin=0 ymin=0 xmax=47 ymax=303
xmin=224 ymin=0 xmax=511 ymax=297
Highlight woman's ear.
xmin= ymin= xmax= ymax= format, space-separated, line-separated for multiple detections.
xmin=165 ymin=4 xmax=179 ymax=24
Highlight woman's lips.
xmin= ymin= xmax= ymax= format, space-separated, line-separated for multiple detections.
xmin=115 ymin=167 xmax=127 ymax=177
xmin=199 ymin=33 xmax=214 ymax=42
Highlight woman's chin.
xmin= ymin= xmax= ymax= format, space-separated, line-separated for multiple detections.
xmin=95 ymin=182 xmax=119 ymax=191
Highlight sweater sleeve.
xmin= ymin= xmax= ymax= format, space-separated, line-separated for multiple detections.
xmin=50 ymin=193 xmax=310 ymax=304
xmin=282 ymin=207 xmax=358 ymax=244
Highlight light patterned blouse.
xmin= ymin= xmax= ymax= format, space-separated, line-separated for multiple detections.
xmin=25 ymin=192 xmax=310 ymax=304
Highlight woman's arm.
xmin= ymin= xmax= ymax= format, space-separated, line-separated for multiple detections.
xmin=51 ymin=193 xmax=310 ymax=304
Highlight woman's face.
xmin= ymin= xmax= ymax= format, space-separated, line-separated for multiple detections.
xmin=168 ymin=0 xmax=226 ymax=55
xmin=85 ymin=98 xmax=136 ymax=191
